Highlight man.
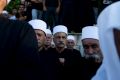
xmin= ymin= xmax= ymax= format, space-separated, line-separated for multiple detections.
xmin=31 ymin=0 xmax=43 ymax=19
xmin=28 ymin=19 xmax=57 ymax=80
xmin=66 ymin=35 xmax=76 ymax=50
xmin=44 ymin=29 xmax=53 ymax=50
xmin=43 ymin=0 xmax=60 ymax=29
xmin=92 ymin=1 xmax=120 ymax=80
xmin=28 ymin=19 xmax=47 ymax=51
xmin=50 ymin=25 xmax=82 ymax=80
xmin=0 ymin=0 xmax=43 ymax=80
xmin=81 ymin=26 xmax=103 ymax=80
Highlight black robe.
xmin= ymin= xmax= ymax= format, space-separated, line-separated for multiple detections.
xmin=48 ymin=48 xmax=82 ymax=80
xmin=0 ymin=17 xmax=44 ymax=80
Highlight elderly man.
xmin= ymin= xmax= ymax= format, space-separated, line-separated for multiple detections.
xmin=29 ymin=19 xmax=58 ymax=80
xmin=49 ymin=25 xmax=82 ymax=80
xmin=81 ymin=26 xmax=103 ymax=80
xmin=28 ymin=19 xmax=47 ymax=52
xmin=0 ymin=0 xmax=43 ymax=80
xmin=92 ymin=1 xmax=120 ymax=80
xmin=66 ymin=35 xmax=76 ymax=49
xmin=44 ymin=29 xmax=53 ymax=50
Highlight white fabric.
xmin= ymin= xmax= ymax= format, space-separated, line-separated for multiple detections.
xmin=92 ymin=1 xmax=120 ymax=80
xmin=46 ymin=29 xmax=52 ymax=34
xmin=28 ymin=19 xmax=47 ymax=34
xmin=2 ymin=10 xmax=8 ymax=14
xmin=53 ymin=25 xmax=68 ymax=35
xmin=7 ymin=0 xmax=11 ymax=4
xmin=81 ymin=26 xmax=99 ymax=40
xmin=67 ymin=35 xmax=75 ymax=41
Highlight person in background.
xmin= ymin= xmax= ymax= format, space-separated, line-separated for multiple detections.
xmin=0 ymin=0 xmax=44 ymax=80
xmin=44 ymin=29 xmax=53 ymax=50
xmin=43 ymin=0 xmax=61 ymax=30
xmin=92 ymin=1 xmax=120 ymax=80
xmin=81 ymin=26 xmax=103 ymax=80
xmin=31 ymin=0 xmax=43 ymax=19
xmin=48 ymin=25 xmax=82 ymax=80
xmin=29 ymin=19 xmax=57 ymax=80
xmin=66 ymin=35 xmax=76 ymax=50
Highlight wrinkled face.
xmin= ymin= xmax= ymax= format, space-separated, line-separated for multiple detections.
xmin=45 ymin=34 xmax=52 ymax=46
xmin=82 ymin=38 xmax=101 ymax=56
xmin=35 ymin=30 xmax=46 ymax=48
xmin=67 ymin=39 xmax=75 ymax=49
xmin=53 ymin=32 xmax=67 ymax=48
xmin=113 ymin=28 xmax=120 ymax=59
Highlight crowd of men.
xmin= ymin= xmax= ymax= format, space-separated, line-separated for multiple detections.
xmin=0 ymin=0 xmax=120 ymax=80
xmin=2 ymin=0 xmax=118 ymax=33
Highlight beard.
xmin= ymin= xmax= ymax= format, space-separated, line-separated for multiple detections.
xmin=84 ymin=51 xmax=103 ymax=62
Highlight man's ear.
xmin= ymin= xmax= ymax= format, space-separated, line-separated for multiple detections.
xmin=113 ymin=28 xmax=120 ymax=58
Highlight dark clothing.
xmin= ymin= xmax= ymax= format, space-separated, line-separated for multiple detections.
xmin=31 ymin=1 xmax=43 ymax=10
xmin=38 ymin=48 xmax=58 ymax=80
xmin=0 ymin=17 xmax=43 ymax=80
xmin=45 ymin=0 xmax=59 ymax=7
xmin=48 ymin=48 xmax=82 ymax=80
xmin=81 ymin=57 xmax=102 ymax=80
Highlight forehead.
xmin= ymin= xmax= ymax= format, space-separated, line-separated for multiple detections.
xmin=35 ymin=29 xmax=46 ymax=35
xmin=82 ymin=38 xmax=99 ymax=45
xmin=54 ymin=32 xmax=67 ymax=37
xmin=67 ymin=39 xmax=74 ymax=42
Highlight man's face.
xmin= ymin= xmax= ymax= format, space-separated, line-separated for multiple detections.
xmin=45 ymin=34 xmax=52 ymax=46
xmin=53 ymin=32 xmax=67 ymax=48
xmin=67 ymin=39 xmax=75 ymax=49
xmin=113 ymin=28 xmax=120 ymax=59
xmin=82 ymin=38 xmax=101 ymax=57
xmin=35 ymin=30 xmax=46 ymax=48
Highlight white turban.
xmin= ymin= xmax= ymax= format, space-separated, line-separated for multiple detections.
xmin=53 ymin=25 xmax=68 ymax=35
xmin=81 ymin=26 xmax=99 ymax=40
xmin=67 ymin=35 xmax=75 ymax=41
xmin=92 ymin=1 xmax=120 ymax=80
xmin=28 ymin=19 xmax=47 ymax=34
xmin=46 ymin=29 xmax=52 ymax=35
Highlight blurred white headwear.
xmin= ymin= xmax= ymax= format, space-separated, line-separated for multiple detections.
xmin=92 ymin=1 xmax=120 ymax=80
xmin=81 ymin=26 xmax=99 ymax=40
xmin=7 ymin=0 xmax=11 ymax=4
xmin=67 ymin=35 xmax=75 ymax=41
xmin=2 ymin=10 xmax=8 ymax=14
xmin=28 ymin=19 xmax=47 ymax=34
xmin=53 ymin=25 xmax=68 ymax=35
xmin=46 ymin=29 xmax=52 ymax=35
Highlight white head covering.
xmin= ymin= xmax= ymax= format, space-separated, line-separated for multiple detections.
xmin=28 ymin=19 xmax=47 ymax=34
xmin=2 ymin=10 xmax=8 ymax=14
xmin=7 ymin=0 xmax=11 ymax=4
xmin=53 ymin=25 xmax=68 ymax=35
xmin=92 ymin=1 xmax=120 ymax=80
xmin=81 ymin=26 xmax=99 ymax=40
xmin=46 ymin=29 xmax=52 ymax=35
xmin=67 ymin=35 xmax=75 ymax=41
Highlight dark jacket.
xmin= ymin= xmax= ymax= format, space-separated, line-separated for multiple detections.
xmin=0 ymin=17 xmax=44 ymax=80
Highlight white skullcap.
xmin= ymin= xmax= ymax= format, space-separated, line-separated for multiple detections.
xmin=2 ymin=10 xmax=8 ymax=14
xmin=46 ymin=29 xmax=52 ymax=34
xmin=92 ymin=1 xmax=120 ymax=80
xmin=28 ymin=19 xmax=47 ymax=34
xmin=67 ymin=35 xmax=75 ymax=41
xmin=7 ymin=0 xmax=11 ymax=4
xmin=81 ymin=26 xmax=99 ymax=40
xmin=53 ymin=25 xmax=68 ymax=35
